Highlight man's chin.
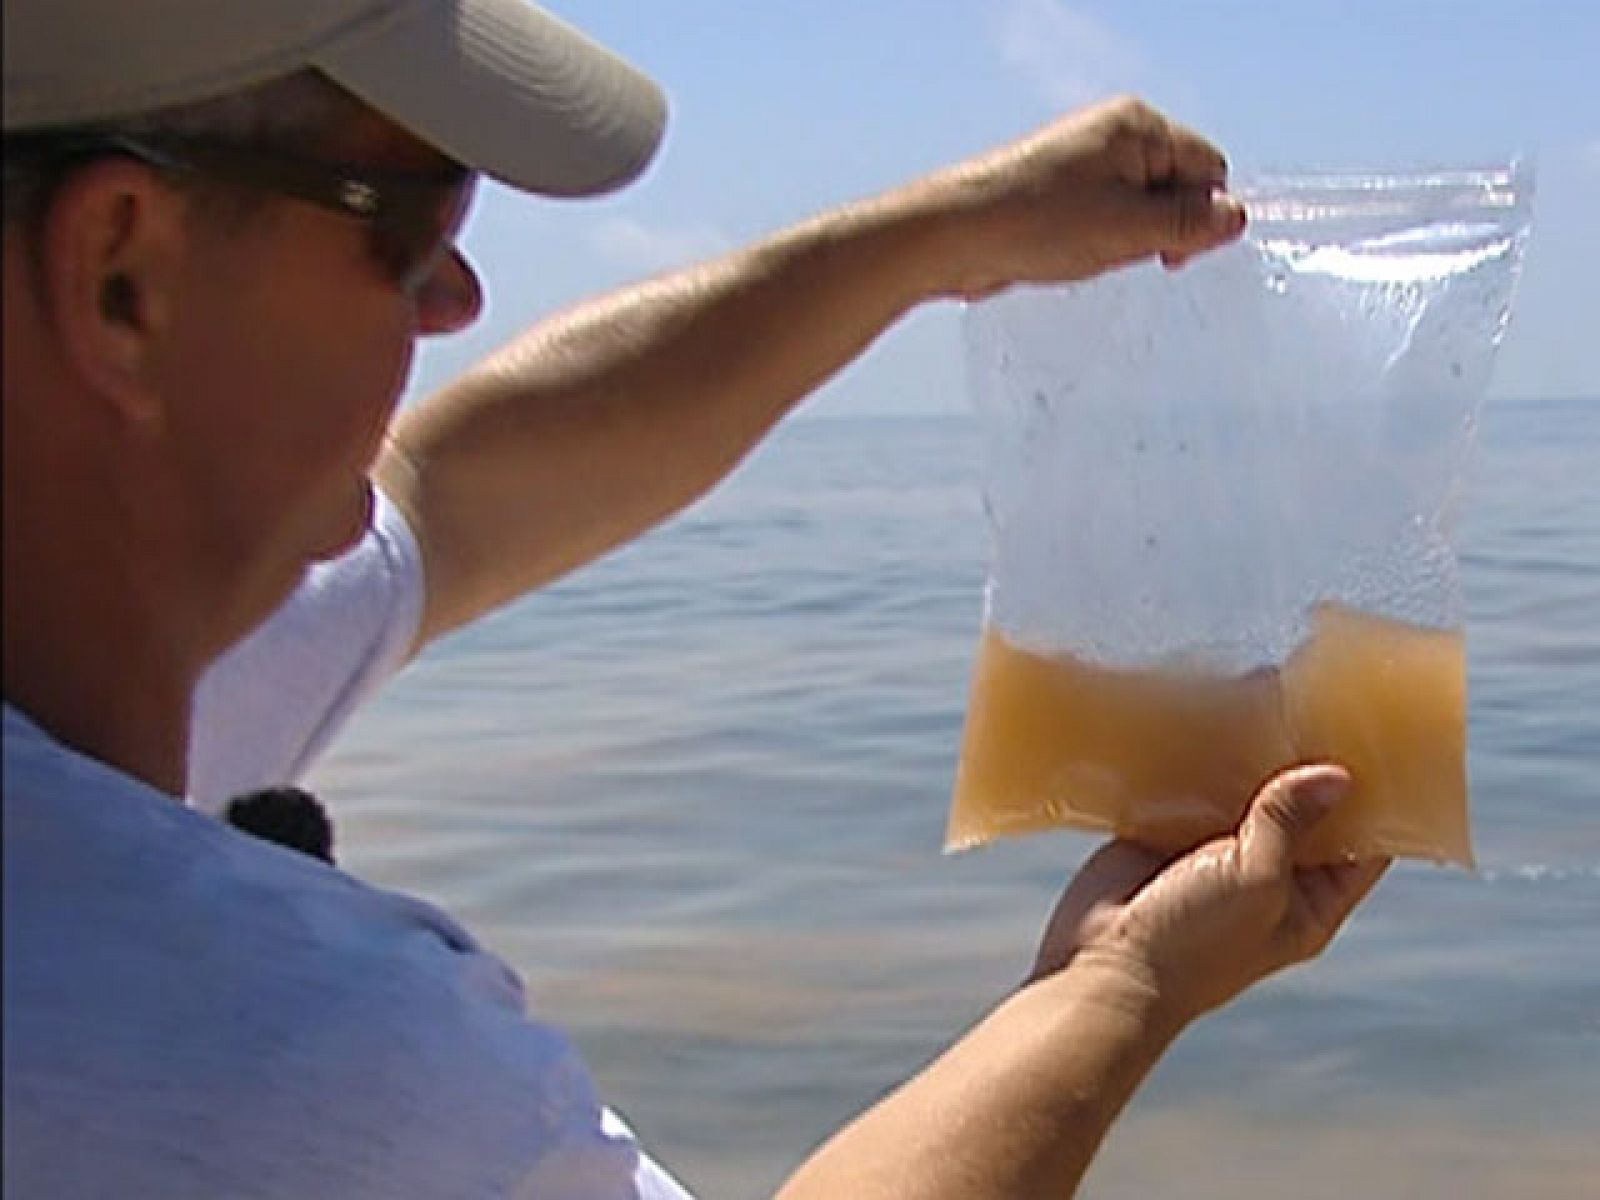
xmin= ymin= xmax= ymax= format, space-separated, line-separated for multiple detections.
xmin=310 ymin=478 xmax=376 ymax=564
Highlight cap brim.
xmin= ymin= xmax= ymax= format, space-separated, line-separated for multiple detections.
xmin=316 ymin=0 xmax=666 ymax=197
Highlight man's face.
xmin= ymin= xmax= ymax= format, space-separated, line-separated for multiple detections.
xmin=150 ymin=109 xmax=482 ymax=641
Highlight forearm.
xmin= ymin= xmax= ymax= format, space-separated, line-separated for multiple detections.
xmin=380 ymin=98 xmax=1245 ymax=651
xmin=378 ymin=181 xmax=965 ymax=647
xmin=775 ymin=960 xmax=1182 ymax=1200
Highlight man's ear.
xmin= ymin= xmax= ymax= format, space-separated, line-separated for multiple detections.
xmin=37 ymin=159 xmax=189 ymax=427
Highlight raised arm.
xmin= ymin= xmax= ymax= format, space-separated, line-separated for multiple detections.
xmin=374 ymin=96 xmax=1247 ymax=651
xmin=775 ymin=765 xmax=1390 ymax=1200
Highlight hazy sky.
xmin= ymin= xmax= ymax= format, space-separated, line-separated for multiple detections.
xmin=409 ymin=0 xmax=1599 ymax=416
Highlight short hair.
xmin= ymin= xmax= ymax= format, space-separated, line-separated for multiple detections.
xmin=3 ymin=69 xmax=363 ymax=234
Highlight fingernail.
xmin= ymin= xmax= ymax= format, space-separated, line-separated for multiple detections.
xmin=1212 ymin=195 xmax=1246 ymax=232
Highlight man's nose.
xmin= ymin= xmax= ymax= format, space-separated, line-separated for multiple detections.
xmin=415 ymin=246 xmax=483 ymax=336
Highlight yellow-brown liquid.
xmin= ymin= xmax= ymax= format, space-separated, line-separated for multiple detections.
xmin=948 ymin=604 xmax=1472 ymax=866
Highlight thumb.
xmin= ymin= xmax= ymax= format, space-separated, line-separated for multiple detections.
xmin=1141 ymin=185 xmax=1246 ymax=257
xmin=1238 ymin=764 xmax=1351 ymax=883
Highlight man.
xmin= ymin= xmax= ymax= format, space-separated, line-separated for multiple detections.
xmin=3 ymin=2 xmax=1387 ymax=1197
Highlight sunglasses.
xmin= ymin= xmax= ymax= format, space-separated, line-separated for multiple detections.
xmin=10 ymin=130 xmax=475 ymax=296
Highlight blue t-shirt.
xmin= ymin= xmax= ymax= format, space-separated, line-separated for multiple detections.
xmin=4 ymin=493 xmax=694 ymax=1198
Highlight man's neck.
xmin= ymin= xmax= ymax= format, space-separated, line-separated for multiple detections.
xmin=4 ymin=510 xmax=198 ymax=799
xmin=3 ymin=616 xmax=196 ymax=798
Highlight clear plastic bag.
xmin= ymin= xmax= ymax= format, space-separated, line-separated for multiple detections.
xmin=949 ymin=166 xmax=1533 ymax=867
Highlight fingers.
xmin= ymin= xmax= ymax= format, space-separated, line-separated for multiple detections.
xmin=1065 ymin=840 xmax=1171 ymax=914
xmin=1163 ymin=117 xmax=1229 ymax=188
xmin=1134 ymin=185 xmax=1246 ymax=263
xmin=1112 ymin=97 xmax=1228 ymax=187
xmin=1161 ymin=194 xmax=1247 ymax=270
xmin=1106 ymin=97 xmax=1242 ymax=264
xmin=1297 ymin=855 xmax=1391 ymax=949
xmin=1092 ymin=184 xmax=1244 ymax=276
xmin=1242 ymin=766 xmax=1388 ymax=968
xmin=1031 ymin=839 xmax=1170 ymax=980
xmin=1238 ymin=764 xmax=1352 ymax=884
xmin=1333 ymin=856 xmax=1391 ymax=931
xmin=1136 ymin=119 xmax=1177 ymax=189
xmin=1178 ymin=186 xmax=1247 ymax=249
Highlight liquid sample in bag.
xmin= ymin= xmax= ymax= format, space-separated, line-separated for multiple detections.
xmin=950 ymin=166 xmax=1531 ymax=870
xmin=948 ymin=603 xmax=1470 ymax=867
xmin=1281 ymin=604 xmax=1468 ymax=865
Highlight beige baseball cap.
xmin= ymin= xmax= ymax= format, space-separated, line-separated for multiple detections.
xmin=2 ymin=0 xmax=666 ymax=197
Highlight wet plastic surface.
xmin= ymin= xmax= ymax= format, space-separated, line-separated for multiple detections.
xmin=952 ymin=167 xmax=1532 ymax=866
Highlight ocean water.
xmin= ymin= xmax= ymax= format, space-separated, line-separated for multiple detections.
xmin=312 ymin=395 xmax=1599 ymax=1199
